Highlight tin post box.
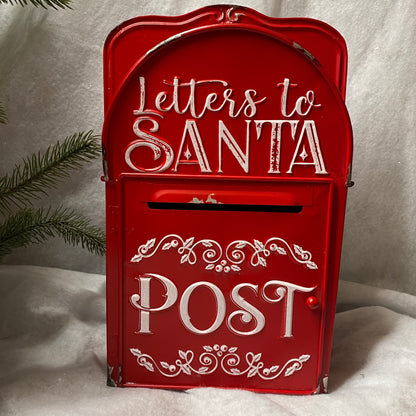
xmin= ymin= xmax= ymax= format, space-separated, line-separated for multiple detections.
xmin=102 ymin=5 xmax=353 ymax=394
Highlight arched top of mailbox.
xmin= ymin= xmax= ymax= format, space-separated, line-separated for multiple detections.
xmin=102 ymin=8 xmax=352 ymax=186
xmin=104 ymin=5 xmax=348 ymax=110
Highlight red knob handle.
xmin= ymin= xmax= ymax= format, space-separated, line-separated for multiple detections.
xmin=306 ymin=296 xmax=320 ymax=310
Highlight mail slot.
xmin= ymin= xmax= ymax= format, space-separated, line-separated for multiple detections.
xmin=102 ymin=5 xmax=353 ymax=394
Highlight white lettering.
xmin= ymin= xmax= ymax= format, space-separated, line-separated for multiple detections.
xmin=218 ymin=120 xmax=251 ymax=173
xmin=287 ymin=120 xmax=327 ymax=174
xmin=173 ymin=119 xmax=212 ymax=172
xmin=228 ymin=283 xmax=265 ymax=336
xmin=130 ymin=273 xmax=178 ymax=334
xmin=255 ymin=120 xmax=299 ymax=173
xmin=138 ymin=76 xmax=266 ymax=119
xmin=180 ymin=281 xmax=226 ymax=334
xmin=125 ymin=117 xmax=174 ymax=173
xmin=130 ymin=274 xmax=316 ymax=337
xmin=127 ymin=77 xmax=328 ymax=176
xmin=262 ymin=280 xmax=315 ymax=337
xmin=277 ymin=78 xmax=321 ymax=118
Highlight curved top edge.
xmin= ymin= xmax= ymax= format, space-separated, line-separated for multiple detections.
xmin=104 ymin=4 xmax=348 ymax=107
xmin=104 ymin=4 xmax=347 ymax=52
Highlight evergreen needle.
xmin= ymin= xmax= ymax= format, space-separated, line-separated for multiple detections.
xmin=0 ymin=102 xmax=7 ymax=124
xmin=0 ymin=206 xmax=106 ymax=260
xmin=0 ymin=131 xmax=101 ymax=214
xmin=0 ymin=0 xmax=72 ymax=9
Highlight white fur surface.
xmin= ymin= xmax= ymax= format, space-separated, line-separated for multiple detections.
xmin=0 ymin=265 xmax=415 ymax=415
xmin=0 ymin=1 xmax=415 ymax=292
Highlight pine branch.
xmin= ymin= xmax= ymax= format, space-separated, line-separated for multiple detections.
xmin=0 ymin=0 xmax=72 ymax=9
xmin=0 ymin=102 xmax=7 ymax=124
xmin=0 ymin=206 xmax=106 ymax=260
xmin=0 ymin=131 xmax=101 ymax=214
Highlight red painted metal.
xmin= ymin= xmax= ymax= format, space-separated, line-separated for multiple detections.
xmin=102 ymin=4 xmax=353 ymax=394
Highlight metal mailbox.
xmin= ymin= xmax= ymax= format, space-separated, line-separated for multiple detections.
xmin=102 ymin=5 xmax=353 ymax=394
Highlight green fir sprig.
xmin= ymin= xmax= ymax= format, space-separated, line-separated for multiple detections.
xmin=0 ymin=131 xmax=101 ymax=214
xmin=0 ymin=0 xmax=72 ymax=9
xmin=0 ymin=132 xmax=105 ymax=262
xmin=0 ymin=206 xmax=105 ymax=258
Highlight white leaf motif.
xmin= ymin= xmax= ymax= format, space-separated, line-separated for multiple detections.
xmin=144 ymin=362 xmax=154 ymax=372
xmin=248 ymin=367 xmax=258 ymax=378
xmin=285 ymin=365 xmax=297 ymax=377
xmin=130 ymin=348 xmax=141 ymax=356
xmin=258 ymin=257 xmax=267 ymax=267
xmin=253 ymin=353 xmax=262 ymax=363
xmin=145 ymin=238 xmax=156 ymax=250
xmin=276 ymin=247 xmax=287 ymax=255
xmin=294 ymin=244 xmax=307 ymax=258
xmin=254 ymin=240 xmax=264 ymax=250
xmin=181 ymin=365 xmax=192 ymax=375
xmin=184 ymin=237 xmax=195 ymax=248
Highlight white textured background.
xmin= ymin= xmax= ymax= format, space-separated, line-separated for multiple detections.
xmin=1 ymin=266 xmax=416 ymax=414
xmin=0 ymin=0 xmax=415 ymax=295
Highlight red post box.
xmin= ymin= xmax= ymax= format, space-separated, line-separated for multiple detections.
xmin=102 ymin=5 xmax=353 ymax=394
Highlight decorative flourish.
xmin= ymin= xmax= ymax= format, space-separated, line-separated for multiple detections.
xmin=215 ymin=6 xmax=243 ymax=23
xmin=226 ymin=7 xmax=243 ymax=23
xmin=130 ymin=344 xmax=310 ymax=380
xmin=130 ymin=234 xmax=317 ymax=271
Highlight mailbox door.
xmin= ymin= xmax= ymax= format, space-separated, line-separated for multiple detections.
xmin=118 ymin=177 xmax=333 ymax=393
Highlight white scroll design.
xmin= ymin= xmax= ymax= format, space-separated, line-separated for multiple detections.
xmin=130 ymin=234 xmax=317 ymax=271
xmin=130 ymin=344 xmax=310 ymax=380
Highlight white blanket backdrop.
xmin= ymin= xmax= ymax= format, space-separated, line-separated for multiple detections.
xmin=1 ymin=1 xmax=415 ymax=414
xmin=1 ymin=265 xmax=415 ymax=415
